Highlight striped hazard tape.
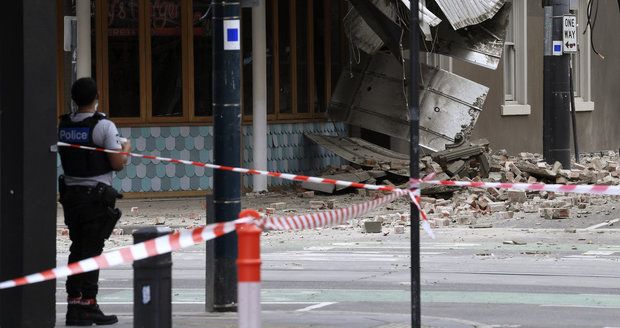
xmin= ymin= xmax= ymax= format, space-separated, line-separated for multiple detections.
xmin=59 ymin=142 xmax=620 ymax=197
xmin=421 ymin=179 xmax=620 ymax=196
xmin=56 ymin=142 xmax=397 ymax=192
xmin=0 ymin=189 xmax=432 ymax=290
xmin=0 ymin=218 xmax=250 ymax=290
xmin=263 ymin=189 xmax=435 ymax=239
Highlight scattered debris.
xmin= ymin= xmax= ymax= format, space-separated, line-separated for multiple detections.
xmin=363 ymin=221 xmax=383 ymax=233
xmin=503 ymin=240 xmax=526 ymax=245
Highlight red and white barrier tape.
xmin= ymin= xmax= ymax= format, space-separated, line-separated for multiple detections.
xmin=57 ymin=142 xmax=397 ymax=192
xmin=0 ymin=218 xmax=251 ymax=290
xmin=420 ymin=179 xmax=620 ymax=197
xmin=0 ymin=188 xmax=435 ymax=290
xmin=59 ymin=142 xmax=620 ymax=197
xmin=263 ymin=189 xmax=435 ymax=239
xmin=57 ymin=141 xmax=435 ymax=231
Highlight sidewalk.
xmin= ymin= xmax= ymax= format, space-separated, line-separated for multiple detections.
xmin=55 ymin=311 xmax=487 ymax=328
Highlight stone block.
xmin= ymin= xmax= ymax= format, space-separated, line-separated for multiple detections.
xmin=508 ymin=163 xmax=522 ymax=176
xmin=496 ymin=211 xmax=514 ymax=219
xmin=271 ymin=202 xmax=287 ymax=209
xmin=309 ymin=201 xmax=326 ymax=209
xmin=543 ymin=208 xmax=570 ymax=219
xmin=488 ymin=202 xmax=507 ymax=212
xmin=457 ymin=216 xmax=475 ymax=225
xmin=301 ymin=191 xmax=315 ymax=198
xmin=523 ymin=204 xmax=537 ymax=213
xmin=394 ymin=225 xmax=405 ymax=234
xmin=364 ymin=221 xmax=382 ymax=233
xmin=507 ymin=190 xmax=527 ymax=203
xmin=437 ymin=218 xmax=451 ymax=226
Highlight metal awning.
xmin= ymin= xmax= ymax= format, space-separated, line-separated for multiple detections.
xmin=305 ymin=134 xmax=410 ymax=171
xmin=328 ymin=52 xmax=489 ymax=152
xmin=434 ymin=0 xmax=506 ymax=30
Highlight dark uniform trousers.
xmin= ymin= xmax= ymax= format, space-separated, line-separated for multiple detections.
xmin=60 ymin=183 xmax=121 ymax=299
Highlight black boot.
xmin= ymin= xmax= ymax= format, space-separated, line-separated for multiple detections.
xmin=66 ymin=303 xmax=118 ymax=326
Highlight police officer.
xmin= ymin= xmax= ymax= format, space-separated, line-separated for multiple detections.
xmin=58 ymin=77 xmax=130 ymax=326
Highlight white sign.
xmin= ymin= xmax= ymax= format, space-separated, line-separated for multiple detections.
xmin=562 ymin=15 xmax=577 ymax=53
xmin=223 ymin=20 xmax=240 ymax=51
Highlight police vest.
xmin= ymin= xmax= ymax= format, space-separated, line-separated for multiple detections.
xmin=58 ymin=112 xmax=113 ymax=177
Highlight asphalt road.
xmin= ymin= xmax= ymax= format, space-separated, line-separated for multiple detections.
xmin=53 ymin=223 xmax=620 ymax=328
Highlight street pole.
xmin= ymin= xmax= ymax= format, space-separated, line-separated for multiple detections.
xmin=543 ymin=0 xmax=571 ymax=168
xmin=252 ymin=0 xmax=268 ymax=192
xmin=0 ymin=0 xmax=57 ymax=326
xmin=76 ymin=0 xmax=91 ymax=78
xmin=568 ymin=56 xmax=579 ymax=163
xmin=409 ymin=1 xmax=421 ymax=327
xmin=212 ymin=0 xmax=242 ymax=312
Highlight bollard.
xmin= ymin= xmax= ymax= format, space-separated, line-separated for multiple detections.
xmin=237 ymin=210 xmax=262 ymax=328
xmin=133 ymin=227 xmax=173 ymax=328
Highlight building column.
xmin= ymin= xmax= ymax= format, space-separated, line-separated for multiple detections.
xmin=76 ymin=0 xmax=91 ymax=78
xmin=252 ymin=0 xmax=268 ymax=192
xmin=0 ymin=0 xmax=58 ymax=326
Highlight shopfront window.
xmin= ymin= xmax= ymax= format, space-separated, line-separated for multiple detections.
xmin=107 ymin=0 xmax=141 ymax=118
xmin=242 ymin=7 xmax=253 ymax=116
xmin=313 ymin=0 xmax=326 ymax=113
xmin=193 ymin=0 xmax=213 ymax=117
xmin=150 ymin=0 xmax=183 ymax=117
xmin=66 ymin=0 xmax=347 ymax=124
xmin=295 ymin=0 xmax=309 ymax=114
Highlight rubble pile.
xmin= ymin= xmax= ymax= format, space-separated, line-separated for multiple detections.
xmin=417 ymin=149 xmax=620 ymax=228
xmin=303 ymin=144 xmax=620 ymax=231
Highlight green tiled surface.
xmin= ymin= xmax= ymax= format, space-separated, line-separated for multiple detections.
xmin=58 ymin=122 xmax=346 ymax=192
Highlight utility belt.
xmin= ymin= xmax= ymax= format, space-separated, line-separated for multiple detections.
xmin=59 ymin=175 xmax=123 ymax=239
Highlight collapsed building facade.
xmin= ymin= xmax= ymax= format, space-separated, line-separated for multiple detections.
xmin=56 ymin=0 xmax=620 ymax=195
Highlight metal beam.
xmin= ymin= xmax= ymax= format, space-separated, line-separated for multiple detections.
xmin=543 ymin=0 xmax=571 ymax=167
xmin=409 ymin=1 xmax=421 ymax=327
xmin=211 ymin=0 xmax=242 ymax=312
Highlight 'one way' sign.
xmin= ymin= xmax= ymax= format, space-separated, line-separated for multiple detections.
xmin=563 ymin=15 xmax=577 ymax=53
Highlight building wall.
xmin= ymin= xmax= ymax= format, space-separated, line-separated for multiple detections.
xmin=57 ymin=122 xmax=346 ymax=193
xmin=576 ymin=3 xmax=620 ymax=152
xmin=453 ymin=2 xmax=620 ymax=154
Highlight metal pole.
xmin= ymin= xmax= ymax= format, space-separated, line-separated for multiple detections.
xmin=543 ymin=0 xmax=571 ymax=168
xmin=252 ymin=0 xmax=268 ymax=192
xmin=568 ymin=56 xmax=579 ymax=162
xmin=76 ymin=0 xmax=91 ymax=78
xmin=0 ymin=0 xmax=57 ymax=326
xmin=212 ymin=0 xmax=242 ymax=312
xmin=409 ymin=1 xmax=421 ymax=327
xmin=133 ymin=227 xmax=173 ymax=328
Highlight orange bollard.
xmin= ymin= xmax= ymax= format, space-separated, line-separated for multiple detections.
xmin=237 ymin=210 xmax=262 ymax=328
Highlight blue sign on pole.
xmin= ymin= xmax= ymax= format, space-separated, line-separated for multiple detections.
xmin=223 ymin=20 xmax=240 ymax=50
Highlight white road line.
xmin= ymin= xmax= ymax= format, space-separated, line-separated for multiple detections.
xmin=540 ymin=304 xmax=618 ymax=309
xmin=295 ymin=302 xmax=337 ymax=312
xmin=583 ymin=250 xmax=617 ymax=256
xmin=57 ymin=301 xmax=326 ymax=306
xmin=585 ymin=219 xmax=620 ymax=230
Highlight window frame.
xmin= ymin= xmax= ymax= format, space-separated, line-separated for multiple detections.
xmin=59 ymin=0 xmax=343 ymax=126
xmin=572 ymin=0 xmax=594 ymax=112
xmin=501 ymin=0 xmax=531 ymax=116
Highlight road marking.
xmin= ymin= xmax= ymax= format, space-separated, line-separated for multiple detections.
xmin=303 ymin=246 xmax=335 ymax=251
xmin=540 ymin=304 xmax=619 ymax=309
xmin=583 ymin=250 xmax=617 ymax=256
xmin=585 ymin=219 xmax=620 ymax=230
xmin=295 ymin=301 xmax=337 ymax=312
